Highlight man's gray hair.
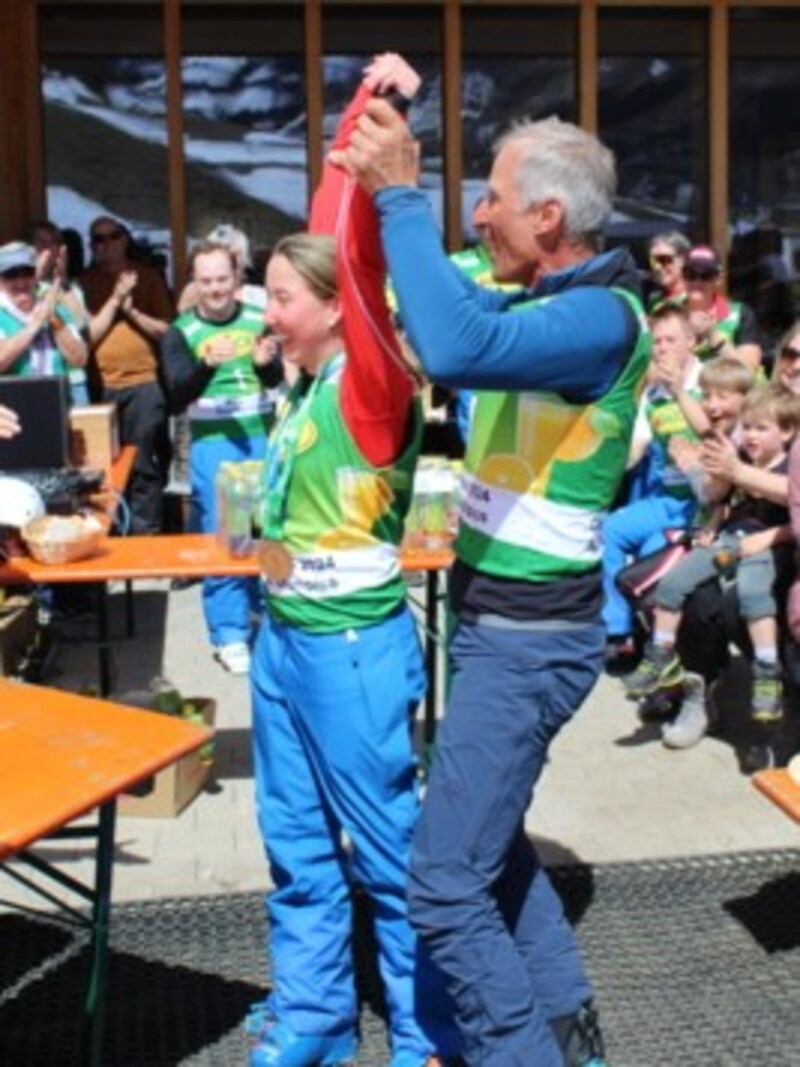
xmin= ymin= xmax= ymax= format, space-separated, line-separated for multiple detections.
xmin=496 ymin=117 xmax=616 ymax=247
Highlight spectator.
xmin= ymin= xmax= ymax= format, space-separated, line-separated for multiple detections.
xmin=28 ymin=219 xmax=91 ymax=404
xmin=771 ymin=320 xmax=800 ymax=399
xmin=81 ymin=216 xmax=174 ymax=533
xmin=0 ymin=241 xmax=87 ymax=385
xmin=160 ymin=240 xmax=280 ymax=675
xmin=178 ymin=223 xmax=267 ymax=313
xmin=646 ymin=231 xmax=691 ymax=311
xmin=603 ymin=304 xmax=703 ymax=668
xmin=623 ymin=383 xmax=797 ymax=754
xmin=684 ymin=245 xmax=762 ymax=370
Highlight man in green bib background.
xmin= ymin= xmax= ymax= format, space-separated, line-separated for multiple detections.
xmin=161 ymin=241 xmax=281 ymax=674
xmin=333 ymin=83 xmax=651 ymax=1065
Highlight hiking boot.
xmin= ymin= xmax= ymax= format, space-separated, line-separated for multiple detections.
xmin=552 ymin=1000 xmax=608 ymax=1067
xmin=249 ymin=1021 xmax=357 ymax=1067
xmin=621 ymin=643 xmax=683 ymax=698
xmin=244 ymin=995 xmax=277 ymax=1042
xmin=662 ymin=673 xmax=708 ymax=749
xmin=751 ymin=661 xmax=783 ymax=725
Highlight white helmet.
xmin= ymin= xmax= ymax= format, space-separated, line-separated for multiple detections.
xmin=0 ymin=476 xmax=46 ymax=528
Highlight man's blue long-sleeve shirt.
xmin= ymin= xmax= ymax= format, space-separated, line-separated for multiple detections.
xmin=375 ymin=187 xmax=641 ymax=404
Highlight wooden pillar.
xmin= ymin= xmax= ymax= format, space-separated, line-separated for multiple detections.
xmin=164 ymin=0 xmax=186 ymax=292
xmin=305 ymin=0 xmax=324 ymax=208
xmin=442 ymin=0 xmax=463 ymax=251
xmin=578 ymin=0 xmax=598 ymax=134
xmin=709 ymin=0 xmax=729 ymax=257
xmin=0 ymin=0 xmax=44 ymax=240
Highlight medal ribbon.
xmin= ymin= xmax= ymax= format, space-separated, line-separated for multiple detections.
xmin=261 ymin=352 xmax=345 ymax=540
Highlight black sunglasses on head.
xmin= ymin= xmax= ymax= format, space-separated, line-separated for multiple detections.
xmin=1 ymin=266 xmax=35 ymax=280
xmin=683 ymin=266 xmax=718 ymax=282
xmin=91 ymin=228 xmax=124 ymax=245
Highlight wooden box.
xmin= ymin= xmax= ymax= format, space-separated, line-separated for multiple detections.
xmin=69 ymin=403 xmax=120 ymax=472
xmin=117 ymin=698 xmax=215 ymax=818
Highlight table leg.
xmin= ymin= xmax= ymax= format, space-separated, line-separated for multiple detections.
xmin=124 ymin=579 xmax=135 ymax=638
xmin=84 ymin=800 xmax=116 ymax=1067
xmin=94 ymin=583 xmax=112 ymax=697
xmin=2 ymin=804 xmax=118 ymax=1067
xmin=424 ymin=568 xmax=439 ymax=749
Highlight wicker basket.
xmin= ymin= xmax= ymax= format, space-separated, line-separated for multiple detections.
xmin=21 ymin=515 xmax=104 ymax=565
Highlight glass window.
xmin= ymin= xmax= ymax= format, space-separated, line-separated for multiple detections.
xmin=322 ymin=6 xmax=443 ymax=223
xmin=182 ymin=5 xmax=305 ymax=279
xmin=462 ymin=7 xmax=576 ymax=241
xmin=599 ymin=9 xmax=707 ymax=268
xmin=40 ymin=4 xmax=171 ymax=276
xmin=729 ymin=10 xmax=800 ymax=359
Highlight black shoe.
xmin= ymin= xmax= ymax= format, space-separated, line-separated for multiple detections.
xmin=638 ymin=682 xmax=684 ymax=723
xmin=741 ymin=742 xmax=776 ymax=775
xmin=551 ymin=1001 xmax=608 ymax=1067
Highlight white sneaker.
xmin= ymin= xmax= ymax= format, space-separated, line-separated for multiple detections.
xmin=214 ymin=642 xmax=251 ymax=675
xmin=662 ymin=672 xmax=708 ymax=749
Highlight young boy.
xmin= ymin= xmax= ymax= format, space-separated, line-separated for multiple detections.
xmin=603 ymin=304 xmax=703 ymax=665
xmin=623 ymin=382 xmax=798 ymax=744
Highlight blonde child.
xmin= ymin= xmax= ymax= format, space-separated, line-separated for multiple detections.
xmin=624 ymin=382 xmax=798 ymax=742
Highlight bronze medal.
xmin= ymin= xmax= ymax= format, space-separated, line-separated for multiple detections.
xmin=258 ymin=539 xmax=294 ymax=583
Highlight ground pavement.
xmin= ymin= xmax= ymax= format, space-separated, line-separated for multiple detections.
xmin=2 ymin=577 xmax=795 ymax=913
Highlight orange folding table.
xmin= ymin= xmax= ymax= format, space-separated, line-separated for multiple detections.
xmin=0 ymin=679 xmax=213 ymax=1065
xmin=0 ymin=533 xmax=454 ymax=738
xmin=752 ymin=768 xmax=800 ymax=823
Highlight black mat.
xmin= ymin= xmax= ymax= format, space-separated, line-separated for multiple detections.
xmin=1 ymin=850 xmax=799 ymax=1065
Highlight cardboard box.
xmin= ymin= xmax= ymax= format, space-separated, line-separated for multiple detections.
xmin=69 ymin=403 xmax=120 ymax=472
xmin=118 ymin=698 xmax=216 ymax=818
xmin=0 ymin=594 xmax=38 ymax=677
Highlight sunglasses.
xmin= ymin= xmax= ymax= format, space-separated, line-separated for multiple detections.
xmin=1 ymin=266 xmax=35 ymax=280
xmin=91 ymin=228 xmax=124 ymax=245
xmin=650 ymin=253 xmax=676 ymax=267
xmin=683 ymin=266 xmax=718 ymax=282
xmin=780 ymin=345 xmax=800 ymax=361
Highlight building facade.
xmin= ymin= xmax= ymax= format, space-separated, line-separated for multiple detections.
xmin=2 ymin=1 xmax=799 ymax=350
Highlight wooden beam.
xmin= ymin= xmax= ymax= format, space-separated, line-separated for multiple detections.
xmin=442 ymin=0 xmax=463 ymax=251
xmin=164 ymin=0 xmax=186 ymax=293
xmin=0 ymin=0 xmax=44 ymax=239
xmin=22 ymin=0 xmax=45 ymax=224
xmin=305 ymin=0 xmax=324 ymax=210
xmin=579 ymin=0 xmax=598 ymax=134
xmin=708 ymin=0 xmax=729 ymax=257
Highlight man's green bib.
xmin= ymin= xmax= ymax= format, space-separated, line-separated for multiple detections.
xmin=175 ymin=302 xmax=273 ymax=440
xmin=457 ymin=289 xmax=651 ymax=582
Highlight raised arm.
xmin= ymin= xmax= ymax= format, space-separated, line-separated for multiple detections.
xmin=312 ymin=55 xmax=420 ymax=467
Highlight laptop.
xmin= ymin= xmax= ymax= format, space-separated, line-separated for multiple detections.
xmin=0 ymin=375 xmax=71 ymax=470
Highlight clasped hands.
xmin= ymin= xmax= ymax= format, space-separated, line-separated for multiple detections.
xmin=328 ymin=52 xmax=421 ymax=194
